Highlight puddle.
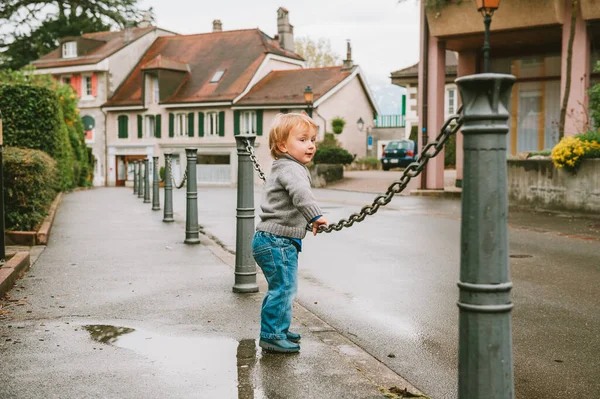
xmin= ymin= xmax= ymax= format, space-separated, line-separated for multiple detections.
xmin=84 ymin=325 xmax=266 ymax=398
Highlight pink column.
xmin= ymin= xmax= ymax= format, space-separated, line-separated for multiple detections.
xmin=456 ymin=51 xmax=478 ymax=187
xmin=561 ymin=0 xmax=590 ymax=135
xmin=425 ymin=36 xmax=446 ymax=189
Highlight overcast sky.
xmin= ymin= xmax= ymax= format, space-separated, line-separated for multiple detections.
xmin=137 ymin=0 xmax=422 ymax=112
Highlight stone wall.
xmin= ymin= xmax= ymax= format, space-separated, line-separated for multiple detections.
xmin=507 ymin=159 xmax=600 ymax=213
xmin=309 ymin=164 xmax=344 ymax=188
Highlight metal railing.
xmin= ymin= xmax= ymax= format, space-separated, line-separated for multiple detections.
xmin=374 ymin=114 xmax=405 ymax=128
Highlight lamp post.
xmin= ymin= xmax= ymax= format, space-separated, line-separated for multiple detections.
xmin=304 ymin=85 xmax=313 ymax=117
xmin=477 ymin=0 xmax=501 ymax=73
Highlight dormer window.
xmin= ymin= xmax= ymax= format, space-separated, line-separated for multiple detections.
xmin=62 ymin=41 xmax=77 ymax=58
xmin=210 ymin=70 xmax=225 ymax=83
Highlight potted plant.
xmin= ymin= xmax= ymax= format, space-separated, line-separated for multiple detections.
xmin=331 ymin=117 xmax=346 ymax=134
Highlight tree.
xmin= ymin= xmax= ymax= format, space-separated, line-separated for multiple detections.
xmin=559 ymin=0 xmax=578 ymax=139
xmin=294 ymin=37 xmax=341 ymax=68
xmin=0 ymin=0 xmax=149 ymax=70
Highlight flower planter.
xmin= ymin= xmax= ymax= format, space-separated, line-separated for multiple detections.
xmin=580 ymin=0 xmax=600 ymax=21
xmin=507 ymin=158 xmax=600 ymax=214
xmin=426 ymin=0 xmax=565 ymax=38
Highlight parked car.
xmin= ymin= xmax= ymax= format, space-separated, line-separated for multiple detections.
xmin=381 ymin=140 xmax=417 ymax=170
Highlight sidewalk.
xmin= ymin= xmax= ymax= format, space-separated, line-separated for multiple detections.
xmin=0 ymin=188 xmax=422 ymax=399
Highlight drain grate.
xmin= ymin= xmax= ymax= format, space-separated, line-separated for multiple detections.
xmin=510 ymin=254 xmax=533 ymax=259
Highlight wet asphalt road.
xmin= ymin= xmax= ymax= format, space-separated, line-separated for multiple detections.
xmin=171 ymin=185 xmax=600 ymax=399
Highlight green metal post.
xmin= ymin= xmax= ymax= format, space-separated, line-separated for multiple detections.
xmin=143 ymin=158 xmax=150 ymax=204
xmin=137 ymin=160 xmax=144 ymax=199
xmin=163 ymin=153 xmax=174 ymax=223
xmin=133 ymin=161 xmax=138 ymax=195
xmin=152 ymin=156 xmax=160 ymax=211
xmin=455 ymin=73 xmax=516 ymax=399
xmin=233 ymin=135 xmax=259 ymax=293
xmin=184 ymin=148 xmax=200 ymax=244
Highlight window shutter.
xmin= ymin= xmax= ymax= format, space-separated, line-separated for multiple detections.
xmin=91 ymin=74 xmax=98 ymax=97
xmin=169 ymin=113 xmax=174 ymax=137
xmin=118 ymin=115 xmax=128 ymax=139
xmin=137 ymin=115 xmax=143 ymax=138
xmin=198 ymin=112 xmax=204 ymax=137
xmin=256 ymin=110 xmax=263 ymax=136
xmin=70 ymin=75 xmax=79 ymax=97
xmin=218 ymin=111 xmax=225 ymax=137
xmin=155 ymin=114 xmax=161 ymax=138
xmin=187 ymin=112 xmax=194 ymax=137
xmin=234 ymin=110 xmax=240 ymax=136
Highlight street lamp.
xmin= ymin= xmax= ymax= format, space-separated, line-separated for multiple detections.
xmin=356 ymin=117 xmax=364 ymax=132
xmin=477 ymin=0 xmax=501 ymax=73
xmin=304 ymin=85 xmax=313 ymax=117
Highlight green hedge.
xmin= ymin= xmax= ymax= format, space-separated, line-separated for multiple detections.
xmin=0 ymin=84 xmax=76 ymax=190
xmin=314 ymin=146 xmax=355 ymax=165
xmin=3 ymin=147 xmax=59 ymax=231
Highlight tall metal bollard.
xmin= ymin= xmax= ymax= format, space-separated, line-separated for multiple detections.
xmin=143 ymin=158 xmax=151 ymax=203
xmin=163 ymin=153 xmax=174 ymax=222
xmin=184 ymin=148 xmax=200 ymax=244
xmin=137 ymin=160 xmax=144 ymax=199
xmin=152 ymin=156 xmax=160 ymax=211
xmin=133 ymin=161 xmax=138 ymax=195
xmin=455 ymin=73 xmax=516 ymax=399
xmin=232 ymin=135 xmax=259 ymax=293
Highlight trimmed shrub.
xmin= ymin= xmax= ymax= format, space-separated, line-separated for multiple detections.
xmin=409 ymin=125 xmax=418 ymax=142
xmin=319 ymin=133 xmax=339 ymax=148
xmin=3 ymin=147 xmax=59 ymax=231
xmin=331 ymin=117 xmax=346 ymax=134
xmin=444 ymin=133 xmax=456 ymax=168
xmin=313 ymin=146 xmax=354 ymax=165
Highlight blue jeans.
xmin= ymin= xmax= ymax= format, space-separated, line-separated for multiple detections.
xmin=252 ymin=231 xmax=298 ymax=340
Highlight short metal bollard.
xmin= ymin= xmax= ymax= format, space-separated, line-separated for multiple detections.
xmin=143 ymin=158 xmax=151 ymax=203
xmin=184 ymin=148 xmax=200 ymax=244
xmin=163 ymin=153 xmax=174 ymax=222
xmin=233 ymin=135 xmax=259 ymax=293
xmin=137 ymin=160 xmax=144 ymax=199
xmin=133 ymin=161 xmax=138 ymax=195
xmin=152 ymin=156 xmax=160 ymax=211
xmin=456 ymin=73 xmax=516 ymax=399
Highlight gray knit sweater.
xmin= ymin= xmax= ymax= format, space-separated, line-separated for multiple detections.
xmin=256 ymin=154 xmax=322 ymax=239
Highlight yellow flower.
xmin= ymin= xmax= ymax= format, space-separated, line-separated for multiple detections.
xmin=70 ymin=94 xmax=75 ymax=100
xmin=59 ymin=96 xmax=64 ymax=101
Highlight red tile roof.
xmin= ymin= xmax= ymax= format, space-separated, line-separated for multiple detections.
xmin=105 ymin=29 xmax=303 ymax=106
xmin=31 ymin=27 xmax=157 ymax=69
xmin=236 ymin=66 xmax=352 ymax=106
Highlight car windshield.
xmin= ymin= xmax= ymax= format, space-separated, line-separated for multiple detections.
xmin=385 ymin=141 xmax=412 ymax=151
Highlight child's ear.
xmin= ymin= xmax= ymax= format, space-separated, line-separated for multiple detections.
xmin=277 ymin=141 xmax=287 ymax=153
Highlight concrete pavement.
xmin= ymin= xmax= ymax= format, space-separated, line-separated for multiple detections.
xmin=0 ymin=187 xmax=421 ymax=399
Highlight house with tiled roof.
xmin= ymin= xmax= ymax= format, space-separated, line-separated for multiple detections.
xmin=31 ymin=18 xmax=176 ymax=186
xmin=102 ymin=8 xmax=379 ymax=186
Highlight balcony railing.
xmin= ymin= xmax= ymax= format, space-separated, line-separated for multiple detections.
xmin=374 ymin=115 xmax=405 ymax=128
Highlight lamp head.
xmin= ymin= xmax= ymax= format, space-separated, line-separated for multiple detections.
xmin=476 ymin=0 xmax=500 ymax=16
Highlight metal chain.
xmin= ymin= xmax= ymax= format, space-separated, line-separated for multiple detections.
xmin=241 ymin=107 xmax=463 ymax=234
xmin=317 ymin=106 xmax=463 ymax=234
xmin=243 ymin=139 xmax=268 ymax=182
xmin=170 ymin=159 xmax=188 ymax=189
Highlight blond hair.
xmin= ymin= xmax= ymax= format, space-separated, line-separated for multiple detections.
xmin=269 ymin=113 xmax=318 ymax=159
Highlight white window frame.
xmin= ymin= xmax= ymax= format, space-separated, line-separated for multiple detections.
xmin=62 ymin=41 xmax=77 ymax=58
xmin=241 ymin=111 xmax=256 ymax=135
xmin=175 ymin=113 xmax=187 ymax=137
xmin=210 ymin=70 xmax=225 ymax=83
xmin=445 ymin=87 xmax=457 ymax=117
xmin=82 ymin=74 xmax=93 ymax=98
xmin=145 ymin=115 xmax=156 ymax=138
xmin=62 ymin=75 xmax=72 ymax=86
xmin=152 ymin=76 xmax=159 ymax=104
xmin=206 ymin=112 xmax=219 ymax=136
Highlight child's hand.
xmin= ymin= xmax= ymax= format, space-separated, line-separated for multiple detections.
xmin=312 ymin=217 xmax=328 ymax=236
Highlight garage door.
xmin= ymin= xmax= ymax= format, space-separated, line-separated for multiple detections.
xmin=196 ymin=154 xmax=231 ymax=184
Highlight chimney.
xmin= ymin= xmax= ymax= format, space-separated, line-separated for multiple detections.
xmin=342 ymin=39 xmax=354 ymax=71
xmin=139 ymin=11 xmax=152 ymax=28
xmin=123 ymin=26 xmax=134 ymax=43
xmin=213 ymin=20 xmax=223 ymax=32
xmin=277 ymin=7 xmax=294 ymax=52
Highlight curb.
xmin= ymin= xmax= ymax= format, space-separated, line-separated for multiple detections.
xmin=410 ymin=189 xmax=462 ymax=199
xmin=37 ymin=192 xmax=63 ymax=245
xmin=0 ymin=252 xmax=31 ymax=298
